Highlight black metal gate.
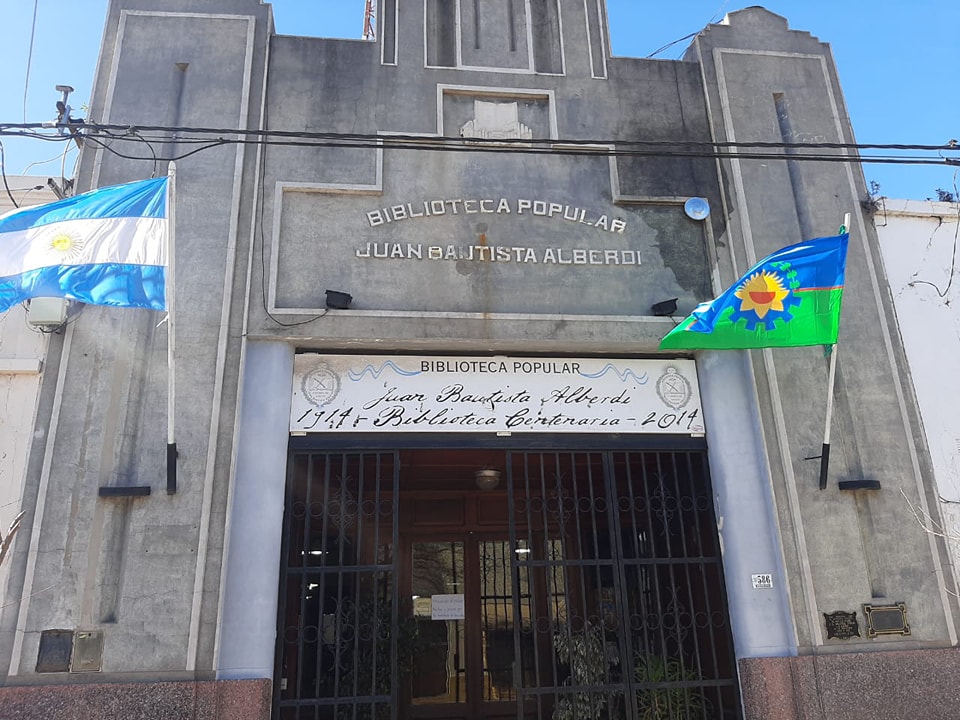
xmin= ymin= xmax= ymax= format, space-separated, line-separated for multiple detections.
xmin=505 ymin=450 xmax=740 ymax=720
xmin=275 ymin=452 xmax=400 ymax=720
xmin=274 ymin=448 xmax=740 ymax=720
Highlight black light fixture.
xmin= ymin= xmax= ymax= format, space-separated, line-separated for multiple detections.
xmin=651 ymin=298 xmax=678 ymax=316
xmin=325 ymin=289 xmax=353 ymax=309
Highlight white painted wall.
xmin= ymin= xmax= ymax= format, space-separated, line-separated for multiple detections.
xmin=0 ymin=178 xmax=57 ymax=597
xmin=876 ymin=198 xmax=960 ymax=593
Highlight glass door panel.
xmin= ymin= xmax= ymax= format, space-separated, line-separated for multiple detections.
xmin=478 ymin=540 xmax=516 ymax=703
xmin=410 ymin=541 xmax=467 ymax=706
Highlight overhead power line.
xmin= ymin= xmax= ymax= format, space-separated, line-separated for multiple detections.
xmin=3 ymin=120 xmax=955 ymax=151
xmin=1 ymin=121 xmax=957 ymax=167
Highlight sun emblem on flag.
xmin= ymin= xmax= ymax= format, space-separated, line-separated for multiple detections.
xmin=730 ymin=268 xmax=802 ymax=330
xmin=46 ymin=230 xmax=85 ymax=262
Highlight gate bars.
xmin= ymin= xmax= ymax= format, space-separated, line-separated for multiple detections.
xmin=274 ymin=449 xmax=740 ymax=720
xmin=504 ymin=450 xmax=740 ymax=720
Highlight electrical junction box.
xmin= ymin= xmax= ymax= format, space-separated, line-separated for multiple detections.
xmin=26 ymin=297 xmax=68 ymax=327
xmin=71 ymin=630 xmax=104 ymax=672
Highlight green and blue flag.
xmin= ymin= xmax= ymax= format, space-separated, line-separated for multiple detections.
xmin=659 ymin=233 xmax=848 ymax=350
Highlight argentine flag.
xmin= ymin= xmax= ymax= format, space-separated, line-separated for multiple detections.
xmin=0 ymin=177 xmax=168 ymax=313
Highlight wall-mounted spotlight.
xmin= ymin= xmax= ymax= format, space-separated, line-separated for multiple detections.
xmin=325 ymin=290 xmax=352 ymax=309
xmin=651 ymin=298 xmax=678 ymax=316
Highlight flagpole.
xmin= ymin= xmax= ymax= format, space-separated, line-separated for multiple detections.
xmin=166 ymin=162 xmax=177 ymax=494
xmin=819 ymin=212 xmax=850 ymax=490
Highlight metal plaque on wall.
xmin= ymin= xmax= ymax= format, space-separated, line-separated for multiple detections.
xmin=36 ymin=629 xmax=72 ymax=673
xmin=824 ymin=611 xmax=860 ymax=640
xmin=863 ymin=602 xmax=910 ymax=638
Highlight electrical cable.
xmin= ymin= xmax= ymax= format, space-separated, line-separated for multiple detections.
xmin=22 ymin=0 xmax=39 ymax=124
xmin=0 ymin=140 xmax=19 ymax=208
xmin=59 ymin=141 xmax=74 ymax=194
xmin=12 ymin=184 xmax=45 ymax=207
xmin=2 ymin=121 xmax=956 ymax=206
xmin=86 ymin=132 xmax=950 ymax=161
xmin=83 ymin=133 xmax=228 ymax=163
xmin=3 ymin=123 xmax=958 ymax=175
xmin=8 ymin=123 xmax=954 ymax=167
xmin=75 ymin=139 xmax=956 ymax=166
xmin=909 ymin=168 xmax=960 ymax=300
xmin=707 ymin=0 xmax=731 ymax=26
xmin=646 ymin=32 xmax=698 ymax=59
xmin=1 ymin=120 xmax=956 ymax=152
xmin=254 ymin=70 xmax=328 ymax=328
xmin=640 ymin=0 xmax=736 ymax=60
xmin=20 ymin=147 xmax=72 ymax=175
xmin=128 ymin=128 xmax=160 ymax=177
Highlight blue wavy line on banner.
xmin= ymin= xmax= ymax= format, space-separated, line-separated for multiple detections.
xmin=347 ymin=361 xmax=422 ymax=381
xmin=578 ymin=364 xmax=649 ymax=384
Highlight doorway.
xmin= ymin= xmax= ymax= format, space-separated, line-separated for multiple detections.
xmin=405 ymin=533 xmax=519 ymax=720
xmin=273 ymin=448 xmax=741 ymax=720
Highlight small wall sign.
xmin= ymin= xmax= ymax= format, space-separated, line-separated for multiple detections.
xmin=751 ymin=573 xmax=774 ymax=589
xmin=431 ymin=594 xmax=465 ymax=621
xmin=824 ymin=611 xmax=860 ymax=640
xmin=863 ymin=602 xmax=910 ymax=638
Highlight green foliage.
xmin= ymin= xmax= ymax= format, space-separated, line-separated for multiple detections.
xmin=861 ymin=180 xmax=883 ymax=214
xmin=320 ymin=592 xmax=423 ymax=720
xmin=337 ymin=594 xmax=422 ymax=696
xmin=552 ymin=623 xmax=620 ymax=720
xmin=634 ymin=654 xmax=704 ymax=720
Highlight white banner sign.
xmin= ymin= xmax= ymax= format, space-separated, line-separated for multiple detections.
xmin=290 ymin=355 xmax=704 ymax=435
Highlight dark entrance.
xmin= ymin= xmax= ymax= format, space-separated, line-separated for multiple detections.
xmin=274 ymin=448 xmax=741 ymax=720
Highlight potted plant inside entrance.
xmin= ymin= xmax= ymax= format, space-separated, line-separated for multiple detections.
xmin=552 ymin=622 xmax=620 ymax=720
xmin=633 ymin=653 xmax=705 ymax=720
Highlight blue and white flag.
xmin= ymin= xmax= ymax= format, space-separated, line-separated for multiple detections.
xmin=0 ymin=177 xmax=168 ymax=313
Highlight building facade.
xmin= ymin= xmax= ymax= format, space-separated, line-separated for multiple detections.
xmin=2 ymin=2 xmax=959 ymax=719
xmin=0 ymin=178 xmax=58 ymax=609
xmin=875 ymin=197 xmax=960 ymax=588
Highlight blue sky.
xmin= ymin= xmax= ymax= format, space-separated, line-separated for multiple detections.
xmin=1 ymin=1 xmax=956 ymax=200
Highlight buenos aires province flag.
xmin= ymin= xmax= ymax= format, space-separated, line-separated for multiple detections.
xmin=0 ymin=177 xmax=168 ymax=313
xmin=659 ymin=233 xmax=849 ymax=350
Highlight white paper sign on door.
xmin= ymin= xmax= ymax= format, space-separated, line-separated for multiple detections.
xmin=431 ymin=594 xmax=465 ymax=620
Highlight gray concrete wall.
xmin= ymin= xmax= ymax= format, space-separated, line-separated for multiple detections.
xmin=0 ymin=0 xmax=273 ymax=680
xmin=1 ymin=5 xmax=955 ymax=718
xmin=690 ymin=8 xmax=958 ymax=652
xmin=252 ymin=50 xmax=721 ymax=347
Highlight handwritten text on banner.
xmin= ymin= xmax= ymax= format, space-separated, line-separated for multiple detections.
xmin=291 ymin=355 xmax=705 ymax=435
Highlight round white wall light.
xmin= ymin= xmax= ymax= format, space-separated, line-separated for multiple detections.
xmin=684 ymin=197 xmax=710 ymax=221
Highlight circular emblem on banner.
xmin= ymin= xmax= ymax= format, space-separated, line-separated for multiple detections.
xmin=656 ymin=366 xmax=692 ymax=410
xmin=45 ymin=228 xmax=86 ymax=262
xmin=302 ymin=362 xmax=341 ymax=407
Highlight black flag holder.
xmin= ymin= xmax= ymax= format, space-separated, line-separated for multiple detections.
xmin=802 ymin=442 xmax=832 ymax=491
xmin=167 ymin=442 xmax=178 ymax=495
